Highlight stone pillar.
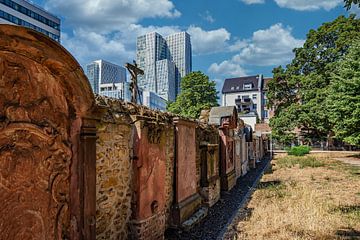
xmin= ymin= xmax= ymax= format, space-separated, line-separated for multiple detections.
xmin=234 ymin=135 xmax=242 ymax=179
xmin=172 ymin=118 xmax=202 ymax=226
xmin=241 ymin=134 xmax=249 ymax=176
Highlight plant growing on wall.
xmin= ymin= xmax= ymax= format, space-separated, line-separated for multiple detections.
xmin=167 ymin=71 xmax=219 ymax=119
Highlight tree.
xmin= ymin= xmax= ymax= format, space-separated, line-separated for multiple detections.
xmin=167 ymin=71 xmax=219 ymax=119
xmin=267 ymin=15 xmax=360 ymax=144
xmin=326 ymin=40 xmax=360 ymax=146
xmin=344 ymin=0 xmax=360 ymax=10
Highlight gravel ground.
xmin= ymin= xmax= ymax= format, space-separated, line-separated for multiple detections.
xmin=165 ymin=155 xmax=272 ymax=240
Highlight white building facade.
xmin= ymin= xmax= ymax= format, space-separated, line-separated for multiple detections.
xmin=222 ymin=75 xmax=269 ymax=123
xmin=0 ymin=0 xmax=60 ymax=42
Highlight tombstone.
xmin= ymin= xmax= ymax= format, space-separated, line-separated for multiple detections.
xmin=131 ymin=117 xmax=170 ymax=239
xmin=172 ymin=118 xmax=202 ymax=226
xmin=200 ymin=142 xmax=220 ymax=207
xmin=209 ymin=107 xmax=238 ymax=191
xmin=0 ymin=25 xmax=98 ymax=239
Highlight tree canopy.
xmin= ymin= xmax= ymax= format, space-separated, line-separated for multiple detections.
xmin=167 ymin=71 xmax=219 ymax=119
xmin=267 ymin=15 xmax=360 ymax=144
xmin=344 ymin=0 xmax=360 ymax=10
xmin=326 ymin=40 xmax=360 ymax=145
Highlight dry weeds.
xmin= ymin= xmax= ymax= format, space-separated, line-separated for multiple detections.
xmin=230 ymin=152 xmax=360 ymax=240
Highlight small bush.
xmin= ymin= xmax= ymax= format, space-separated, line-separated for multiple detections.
xmin=287 ymin=145 xmax=311 ymax=156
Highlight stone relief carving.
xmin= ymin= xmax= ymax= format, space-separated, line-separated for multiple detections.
xmin=0 ymin=54 xmax=71 ymax=239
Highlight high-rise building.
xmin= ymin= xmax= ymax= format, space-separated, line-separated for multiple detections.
xmin=137 ymin=32 xmax=168 ymax=96
xmin=156 ymin=59 xmax=176 ymax=101
xmin=86 ymin=59 xmax=126 ymax=96
xmin=0 ymin=0 xmax=60 ymax=42
xmin=165 ymin=32 xmax=192 ymax=95
xmin=136 ymin=31 xmax=192 ymax=101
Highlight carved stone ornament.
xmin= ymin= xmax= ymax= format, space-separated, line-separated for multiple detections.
xmin=0 ymin=25 xmax=96 ymax=240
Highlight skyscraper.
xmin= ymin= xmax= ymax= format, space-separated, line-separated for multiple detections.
xmin=136 ymin=31 xmax=192 ymax=101
xmin=165 ymin=32 xmax=192 ymax=95
xmin=0 ymin=0 xmax=60 ymax=42
xmin=86 ymin=59 xmax=126 ymax=96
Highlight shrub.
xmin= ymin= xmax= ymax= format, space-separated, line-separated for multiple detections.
xmin=287 ymin=145 xmax=311 ymax=156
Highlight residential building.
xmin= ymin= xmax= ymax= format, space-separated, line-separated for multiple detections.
xmin=222 ymin=75 xmax=269 ymax=123
xmin=0 ymin=0 xmax=60 ymax=42
xmin=136 ymin=31 xmax=192 ymax=101
xmin=165 ymin=32 xmax=192 ymax=95
xmin=262 ymin=77 xmax=274 ymax=123
xmin=86 ymin=59 xmax=127 ymax=97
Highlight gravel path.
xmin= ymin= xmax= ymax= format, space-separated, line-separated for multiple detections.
xmin=165 ymin=155 xmax=272 ymax=240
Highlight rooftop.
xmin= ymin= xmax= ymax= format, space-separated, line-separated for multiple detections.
xmin=222 ymin=75 xmax=262 ymax=94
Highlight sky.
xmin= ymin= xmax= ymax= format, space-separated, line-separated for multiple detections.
xmin=32 ymin=0 xmax=359 ymax=92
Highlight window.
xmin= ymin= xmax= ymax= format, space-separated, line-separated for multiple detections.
xmin=264 ymin=110 xmax=268 ymax=118
xmin=231 ymin=86 xmax=235 ymax=90
xmin=243 ymin=83 xmax=252 ymax=90
xmin=253 ymin=104 xmax=257 ymax=110
xmin=252 ymin=94 xmax=257 ymax=100
xmin=242 ymin=95 xmax=249 ymax=100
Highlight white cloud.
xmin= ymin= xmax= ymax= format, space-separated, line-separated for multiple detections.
xmin=208 ymin=61 xmax=247 ymax=77
xmin=240 ymin=0 xmax=265 ymax=5
xmin=45 ymin=0 xmax=181 ymax=31
xmin=61 ymin=24 xmax=182 ymax=67
xmin=200 ymin=11 xmax=215 ymax=23
xmin=208 ymin=23 xmax=304 ymax=78
xmin=187 ymin=26 xmax=231 ymax=55
xmin=350 ymin=4 xmax=360 ymax=16
xmin=274 ymin=0 xmax=342 ymax=11
xmin=233 ymin=23 xmax=304 ymax=66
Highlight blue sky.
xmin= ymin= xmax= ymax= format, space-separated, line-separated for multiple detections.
xmin=33 ymin=0 xmax=358 ymax=92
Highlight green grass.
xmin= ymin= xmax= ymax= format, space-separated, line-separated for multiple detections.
xmin=257 ymin=180 xmax=288 ymax=198
xmin=277 ymin=156 xmax=325 ymax=169
xmin=333 ymin=205 xmax=360 ymax=221
xmin=286 ymin=145 xmax=311 ymax=156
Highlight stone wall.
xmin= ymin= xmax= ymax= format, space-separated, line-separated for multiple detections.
xmin=95 ymin=97 xmax=134 ymax=240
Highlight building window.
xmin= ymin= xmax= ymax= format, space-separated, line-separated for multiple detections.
xmin=252 ymin=94 xmax=257 ymax=100
xmin=253 ymin=104 xmax=257 ymax=110
xmin=264 ymin=110 xmax=268 ymax=118
xmin=243 ymin=83 xmax=252 ymax=90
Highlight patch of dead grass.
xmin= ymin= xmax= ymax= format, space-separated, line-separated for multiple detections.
xmin=232 ymin=152 xmax=360 ymax=240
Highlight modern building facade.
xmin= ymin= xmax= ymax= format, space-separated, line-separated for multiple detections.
xmin=222 ymin=75 xmax=270 ymax=123
xmin=0 ymin=0 xmax=60 ymax=42
xmin=142 ymin=90 xmax=167 ymax=111
xmin=165 ymin=32 xmax=192 ymax=95
xmin=136 ymin=31 xmax=192 ymax=101
xmin=86 ymin=59 xmax=127 ymax=97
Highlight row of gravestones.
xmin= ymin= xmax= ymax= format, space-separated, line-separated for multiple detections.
xmin=0 ymin=25 xmax=269 ymax=240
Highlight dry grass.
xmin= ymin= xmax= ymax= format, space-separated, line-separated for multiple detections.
xmin=231 ymin=152 xmax=360 ymax=240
